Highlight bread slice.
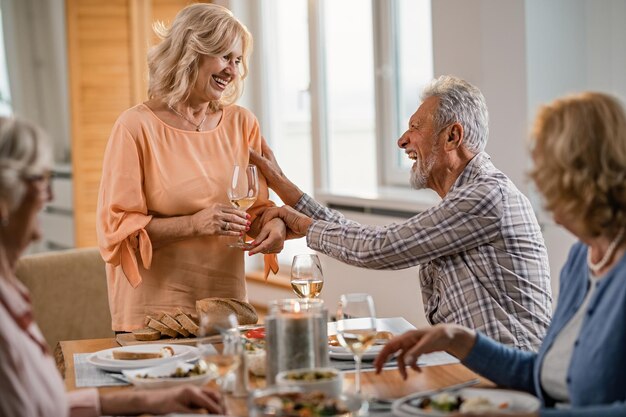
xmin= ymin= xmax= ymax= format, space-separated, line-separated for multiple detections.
xmin=175 ymin=308 xmax=200 ymax=336
xmin=132 ymin=327 xmax=161 ymax=341
xmin=144 ymin=313 xmax=165 ymax=327
xmin=112 ymin=346 xmax=174 ymax=360
xmin=146 ymin=317 xmax=178 ymax=338
xmin=161 ymin=313 xmax=190 ymax=337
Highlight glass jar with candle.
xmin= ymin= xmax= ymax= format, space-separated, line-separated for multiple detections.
xmin=265 ymin=298 xmax=329 ymax=384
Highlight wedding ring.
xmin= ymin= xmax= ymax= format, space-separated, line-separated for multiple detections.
xmin=224 ymin=222 xmax=230 ymax=231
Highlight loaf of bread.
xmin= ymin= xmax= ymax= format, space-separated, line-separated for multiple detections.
xmin=132 ymin=327 xmax=161 ymax=341
xmin=195 ymin=298 xmax=258 ymax=335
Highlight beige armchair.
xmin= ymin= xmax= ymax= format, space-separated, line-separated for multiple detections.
xmin=15 ymin=247 xmax=113 ymax=349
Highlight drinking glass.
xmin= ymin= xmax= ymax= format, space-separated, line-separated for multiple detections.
xmin=198 ymin=313 xmax=242 ymax=392
xmin=290 ymin=254 xmax=324 ymax=299
xmin=227 ymin=164 xmax=259 ymax=250
xmin=335 ymin=293 xmax=377 ymax=395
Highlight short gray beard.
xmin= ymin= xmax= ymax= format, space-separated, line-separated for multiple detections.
xmin=409 ymin=153 xmax=436 ymax=190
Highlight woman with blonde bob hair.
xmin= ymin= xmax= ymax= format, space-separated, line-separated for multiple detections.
xmin=374 ymin=92 xmax=626 ymax=417
xmin=97 ymin=3 xmax=285 ymax=333
xmin=0 ymin=117 xmax=224 ymax=416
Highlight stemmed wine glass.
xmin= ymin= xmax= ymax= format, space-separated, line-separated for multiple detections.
xmin=336 ymin=293 xmax=377 ymax=396
xmin=290 ymin=254 xmax=324 ymax=299
xmin=198 ymin=313 xmax=242 ymax=393
xmin=227 ymin=164 xmax=259 ymax=250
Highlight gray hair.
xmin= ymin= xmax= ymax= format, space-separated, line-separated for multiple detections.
xmin=0 ymin=117 xmax=53 ymax=211
xmin=421 ymin=75 xmax=489 ymax=153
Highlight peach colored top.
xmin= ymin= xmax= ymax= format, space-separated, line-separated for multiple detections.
xmin=97 ymin=104 xmax=277 ymax=331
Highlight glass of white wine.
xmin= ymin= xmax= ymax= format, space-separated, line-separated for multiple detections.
xmin=290 ymin=254 xmax=324 ymax=299
xmin=227 ymin=164 xmax=259 ymax=250
xmin=198 ymin=313 xmax=242 ymax=393
xmin=336 ymin=293 xmax=377 ymax=395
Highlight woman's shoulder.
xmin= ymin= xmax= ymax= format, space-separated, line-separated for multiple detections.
xmin=112 ymin=104 xmax=156 ymax=132
xmin=223 ymin=104 xmax=259 ymax=126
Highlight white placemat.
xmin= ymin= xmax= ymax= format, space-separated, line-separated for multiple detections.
xmin=73 ymin=353 xmax=129 ymax=387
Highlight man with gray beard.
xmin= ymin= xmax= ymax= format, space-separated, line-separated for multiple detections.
xmin=249 ymin=75 xmax=552 ymax=351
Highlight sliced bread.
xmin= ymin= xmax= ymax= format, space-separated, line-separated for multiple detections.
xmin=161 ymin=313 xmax=190 ymax=337
xmin=146 ymin=317 xmax=178 ymax=338
xmin=195 ymin=298 xmax=258 ymax=335
xmin=132 ymin=327 xmax=161 ymax=341
xmin=175 ymin=308 xmax=200 ymax=336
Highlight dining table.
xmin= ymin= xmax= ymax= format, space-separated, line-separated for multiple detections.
xmin=58 ymin=337 xmax=494 ymax=416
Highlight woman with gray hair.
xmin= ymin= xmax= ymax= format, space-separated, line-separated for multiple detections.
xmin=0 ymin=117 xmax=224 ymax=416
xmin=374 ymin=92 xmax=626 ymax=417
xmin=97 ymin=3 xmax=285 ymax=333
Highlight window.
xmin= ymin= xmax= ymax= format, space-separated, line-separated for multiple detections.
xmin=0 ymin=8 xmax=12 ymax=116
xmin=237 ymin=0 xmax=433 ymax=266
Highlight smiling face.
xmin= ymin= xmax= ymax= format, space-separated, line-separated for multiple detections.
xmin=191 ymin=38 xmax=243 ymax=103
xmin=398 ymin=96 xmax=444 ymax=189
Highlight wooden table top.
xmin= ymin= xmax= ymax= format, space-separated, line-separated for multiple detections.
xmin=59 ymin=337 xmax=493 ymax=413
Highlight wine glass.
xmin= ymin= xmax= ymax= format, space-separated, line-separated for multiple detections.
xmin=198 ymin=313 xmax=242 ymax=393
xmin=336 ymin=293 xmax=377 ymax=395
xmin=290 ymin=254 xmax=324 ymax=299
xmin=227 ymin=164 xmax=259 ymax=250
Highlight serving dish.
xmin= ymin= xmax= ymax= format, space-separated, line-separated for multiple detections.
xmin=276 ymin=367 xmax=343 ymax=397
xmin=249 ymin=386 xmax=361 ymax=417
xmin=87 ymin=344 xmax=200 ymax=372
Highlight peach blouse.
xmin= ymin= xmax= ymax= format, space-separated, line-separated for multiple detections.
xmin=97 ymin=104 xmax=277 ymax=331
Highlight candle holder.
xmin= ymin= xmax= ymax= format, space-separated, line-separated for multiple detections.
xmin=265 ymin=298 xmax=329 ymax=384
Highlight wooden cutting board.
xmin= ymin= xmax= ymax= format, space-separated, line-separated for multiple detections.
xmin=116 ymin=333 xmax=222 ymax=346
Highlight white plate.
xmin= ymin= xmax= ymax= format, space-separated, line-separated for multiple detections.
xmin=391 ymin=387 xmax=541 ymax=416
xmin=88 ymin=344 xmax=200 ymax=372
xmin=122 ymin=361 xmax=215 ymax=389
xmin=327 ymin=317 xmax=415 ymax=361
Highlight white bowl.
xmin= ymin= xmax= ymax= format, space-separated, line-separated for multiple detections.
xmin=276 ymin=367 xmax=343 ymax=398
xmin=122 ymin=360 xmax=215 ymax=389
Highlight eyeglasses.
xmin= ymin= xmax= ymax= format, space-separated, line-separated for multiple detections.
xmin=22 ymin=171 xmax=55 ymax=184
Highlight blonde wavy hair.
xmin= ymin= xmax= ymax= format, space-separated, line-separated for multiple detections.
xmin=147 ymin=3 xmax=252 ymax=112
xmin=530 ymin=92 xmax=626 ymax=238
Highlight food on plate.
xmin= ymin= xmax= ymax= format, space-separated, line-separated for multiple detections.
xmin=252 ymin=391 xmax=350 ymax=417
xmin=328 ymin=330 xmax=393 ymax=347
xmin=242 ymin=326 xmax=266 ymax=376
xmin=112 ymin=346 xmax=174 ymax=360
xmin=282 ymin=369 xmax=338 ymax=382
xmin=132 ymin=327 xmax=161 ymax=341
xmin=136 ymin=362 xmax=207 ymax=379
xmin=195 ymin=298 xmax=258 ymax=334
xmin=244 ymin=327 xmax=266 ymax=340
xmin=415 ymin=392 xmax=508 ymax=413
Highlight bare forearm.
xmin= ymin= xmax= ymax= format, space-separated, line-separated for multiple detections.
xmin=145 ymin=216 xmax=195 ymax=249
xmin=270 ymin=175 xmax=304 ymax=207
xmin=100 ymin=391 xmax=146 ymax=415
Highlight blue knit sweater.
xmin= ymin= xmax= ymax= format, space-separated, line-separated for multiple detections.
xmin=463 ymin=242 xmax=626 ymax=417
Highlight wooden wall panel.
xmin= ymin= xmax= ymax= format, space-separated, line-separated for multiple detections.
xmin=66 ymin=0 xmax=200 ymax=247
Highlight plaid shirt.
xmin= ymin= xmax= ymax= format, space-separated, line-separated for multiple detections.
xmin=299 ymin=152 xmax=552 ymax=351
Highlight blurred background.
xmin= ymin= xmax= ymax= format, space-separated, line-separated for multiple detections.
xmin=2 ymin=0 xmax=624 ymax=325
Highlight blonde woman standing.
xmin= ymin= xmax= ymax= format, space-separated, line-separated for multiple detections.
xmin=97 ymin=4 xmax=285 ymax=332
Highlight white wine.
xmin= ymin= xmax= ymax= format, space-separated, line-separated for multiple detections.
xmin=203 ymin=353 xmax=240 ymax=378
xmin=230 ymin=196 xmax=257 ymax=211
xmin=337 ymin=329 xmax=377 ymax=355
xmin=291 ymin=279 xmax=324 ymax=298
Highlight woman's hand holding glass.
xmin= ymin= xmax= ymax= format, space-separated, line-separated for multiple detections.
xmin=290 ymin=254 xmax=324 ymax=299
xmin=336 ymin=293 xmax=377 ymax=395
xmin=190 ymin=202 xmax=249 ymax=237
xmin=227 ymin=164 xmax=258 ymax=249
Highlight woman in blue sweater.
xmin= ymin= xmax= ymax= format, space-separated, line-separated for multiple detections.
xmin=374 ymin=92 xmax=626 ymax=417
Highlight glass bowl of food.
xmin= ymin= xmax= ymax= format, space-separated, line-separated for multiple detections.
xmin=276 ymin=367 xmax=343 ymax=398
xmin=249 ymin=386 xmax=361 ymax=417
